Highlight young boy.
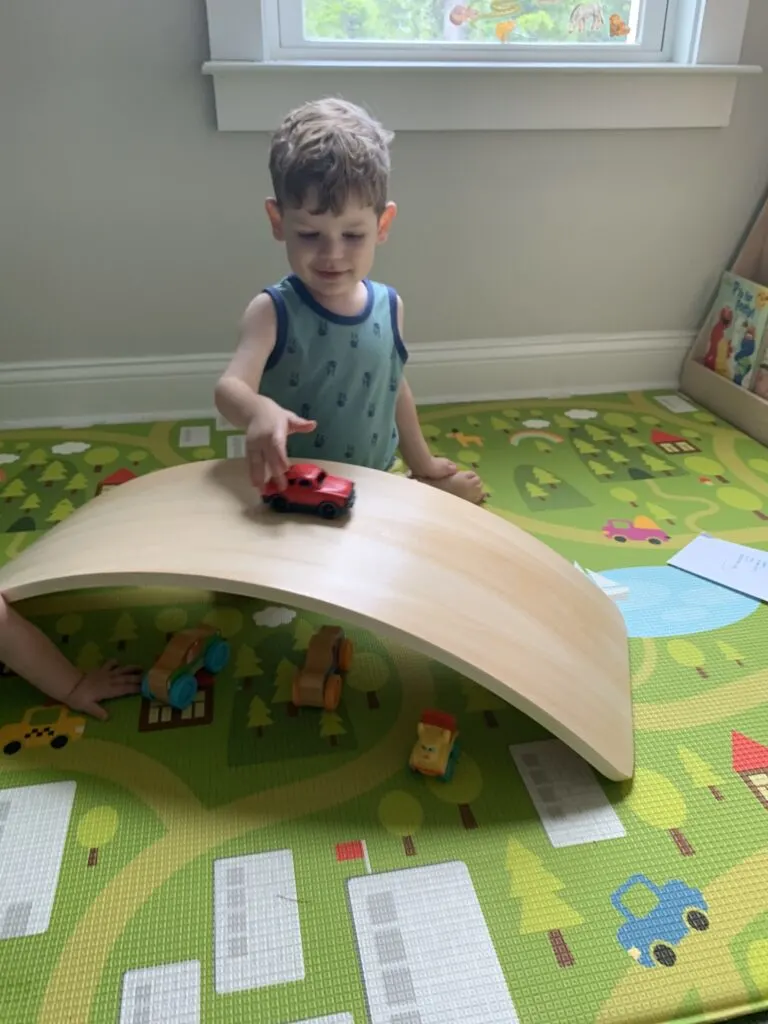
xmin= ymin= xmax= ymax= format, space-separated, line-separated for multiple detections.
xmin=0 ymin=594 xmax=140 ymax=720
xmin=215 ymin=98 xmax=485 ymax=503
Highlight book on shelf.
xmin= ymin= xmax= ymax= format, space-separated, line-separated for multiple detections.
xmin=699 ymin=271 xmax=768 ymax=389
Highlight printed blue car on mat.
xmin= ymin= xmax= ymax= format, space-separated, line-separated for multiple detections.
xmin=611 ymin=874 xmax=710 ymax=968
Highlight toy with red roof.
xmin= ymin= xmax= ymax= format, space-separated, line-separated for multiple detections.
xmin=262 ymin=463 xmax=355 ymax=520
xmin=409 ymin=709 xmax=461 ymax=782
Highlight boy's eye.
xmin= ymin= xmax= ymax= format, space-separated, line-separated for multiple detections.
xmin=343 ymin=233 xmax=365 ymax=241
xmin=297 ymin=232 xmax=319 ymax=240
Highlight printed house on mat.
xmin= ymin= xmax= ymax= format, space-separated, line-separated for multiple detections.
xmin=731 ymin=731 xmax=768 ymax=809
xmin=651 ymin=431 xmax=700 ymax=456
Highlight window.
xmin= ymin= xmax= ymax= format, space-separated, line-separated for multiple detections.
xmin=203 ymin=0 xmax=759 ymax=131
xmin=275 ymin=0 xmax=670 ymax=63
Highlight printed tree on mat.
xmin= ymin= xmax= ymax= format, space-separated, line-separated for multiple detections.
xmin=378 ymin=791 xmax=423 ymax=857
xmin=717 ymin=487 xmax=768 ymax=520
xmin=20 ymin=493 xmax=40 ymax=514
xmin=646 ymin=502 xmax=675 ymax=524
xmin=128 ymin=450 xmax=149 ymax=467
xmin=47 ymin=498 xmax=76 ymax=524
xmin=621 ymin=433 xmax=646 ymax=449
xmin=526 ymin=482 xmax=547 ymax=502
xmin=506 ymin=839 xmax=582 ymax=967
xmin=40 ymin=461 xmax=67 ymax=487
xmin=24 ymin=448 xmax=48 ymax=471
xmin=573 ymin=438 xmax=599 ymax=457
xmin=641 ymin=453 xmax=674 ymax=476
xmin=678 ymin=747 xmax=725 ymax=802
xmin=272 ymin=657 xmax=298 ymax=717
xmin=203 ymin=607 xmax=244 ymax=639
xmin=233 ymin=644 xmax=263 ymax=690
xmin=77 ymin=642 xmax=103 ymax=673
xmin=1 ymin=479 xmax=26 ymax=502
xmin=610 ymin=487 xmax=639 ymax=508
xmin=588 ymin=460 xmax=614 ymax=480
xmin=606 ymin=450 xmax=629 ymax=467
xmin=65 ymin=473 xmax=88 ymax=498
xmin=554 ymin=415 xmax=578 ymax=432
xmin=293 ymin=618 xmax=315 ymax=651
xmin=76 ymin=806 xmax=118 ymax=867
xmin=110 ymin=612 xmax=138 ymax=651
xmin=515 ymin=466 xmax=591 ymax=512
xmin=347 ymin=651 xmax=389 ymax=710
xmin=320 ymin=710 xmax=346 ymax=746
xmin=56 ymin=614 xmax=83 ymax=645
xmin=462 ymin=678 xmax=505 ymax=728
xmin=155 ymin=607 xmax=188 ymax=642
xmin=584 ymin=424 xmax=614 ymax=444
xmin=532 ymin=467 xmax=559 ymax=489
xmin=426 ymin=752 xmax=482 ymax=829
xmin=716 ymin=640 xmax=745 ymax=668
xmin=604 ymin=412 xmax=638 ymax=432
xmin=628 ymin=769 xmax=695 ymax=855
xmin=247 ymin=696 xmax=273 ymax=737
xmin=667 ymin=639 xmax=708 ymax=679
xmin=684 ymin=456 xmax=728 ymax=483
xmin=84 ymin=447 xmax=119 ymax=473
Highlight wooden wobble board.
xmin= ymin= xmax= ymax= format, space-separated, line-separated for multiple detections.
xmin=0 ymin=459 xmax=633 ymax=780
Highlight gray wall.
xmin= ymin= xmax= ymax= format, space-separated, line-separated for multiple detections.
xmin=2 ymin=0 xmax=768 ymax=364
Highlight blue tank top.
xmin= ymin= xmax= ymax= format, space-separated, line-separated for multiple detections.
xmin=260 ymin=274 xmax=408 ymax=469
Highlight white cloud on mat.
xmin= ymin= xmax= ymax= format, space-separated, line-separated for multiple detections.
xmin=253 ymin=606 xmax=297 ymax=628
xmin=522 ymin=419 xmax=550 ymax=429
xmin=565 ymin=409 xmax=598 ymax=421
xmin=0 ymin=454 xmax=20 ymax=465
xmin=52 ymin=442 xmax=91 ymax=455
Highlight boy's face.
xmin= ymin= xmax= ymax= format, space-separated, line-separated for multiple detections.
xmin=266 ymin=194 xmax=396 ymax=300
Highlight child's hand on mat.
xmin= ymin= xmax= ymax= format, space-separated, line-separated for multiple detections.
xmin=245 ymin=400 xmax=316 ymax=492
xmin=66 ymin=660 xmax=142 ymax=721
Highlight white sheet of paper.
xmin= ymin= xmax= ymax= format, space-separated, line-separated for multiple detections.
xmin=668 ymin=534 xmax=768 ymax=602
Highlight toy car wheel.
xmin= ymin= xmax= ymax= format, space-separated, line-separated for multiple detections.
xmin=319 ymin=502 xmax=338 ymax=520
xmin=686 ymin=909 xmax=709 ymax=931
xmin=338 ymin=638 xmax=354 ymax=672
xmin=270 ymin=495 xmax=289 ymax=512
xmin=324 ymin=674 xmax=343 ymax=710
xmin=443 ymin=740 xmax=461 ymax=782
xmin=613 ymin=535 xmax=627 ymax=543
xmin=50 ymin=735 xmax=69 ymax=750
xmin=652 ymin=943 xmax=677 ymax=967
xmin=2 ymin=741 xmax=21 ymax=756
xmin=204 ymin=638 xmax=230 ymax=674
xmin=648 ymin=538 xmax=662 ymax=545
xmin=168 ymin=673 xmax=198 ymax=710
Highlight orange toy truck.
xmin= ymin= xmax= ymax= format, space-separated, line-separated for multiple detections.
xmin=141 ymin=625 xmax=230 ymax=710
xmin=292 ymin=625 xmax=353 ymax=711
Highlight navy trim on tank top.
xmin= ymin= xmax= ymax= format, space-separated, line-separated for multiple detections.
xmin=287 ymin=274 xmax=374 ymax=326
xmin=387 ymin=286 xmax=408 ymax=364
xmin=263 ymin=286 xmax=288 ymax=371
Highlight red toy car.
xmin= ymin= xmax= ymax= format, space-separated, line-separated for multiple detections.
xmin=262 ymin=463 xmax=355 ymax=519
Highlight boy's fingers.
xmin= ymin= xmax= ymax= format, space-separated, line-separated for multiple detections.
xmin=85 ymin=702 xmax=109 ymax=721
xmin=111 ymin=681 xmax=142 ymax=698
xmin=287 ymin=416 xmax=316 ymax=435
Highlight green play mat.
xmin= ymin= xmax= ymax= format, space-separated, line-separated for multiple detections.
xmin=1 ymin=391 xmax=768 ymax=1024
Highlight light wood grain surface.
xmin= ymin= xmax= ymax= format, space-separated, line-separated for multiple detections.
xmin=0 ymin=459 xmax=633 ymax=779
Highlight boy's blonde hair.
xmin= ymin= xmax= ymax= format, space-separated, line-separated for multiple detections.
xmin=269 ymin=98 xmax=394 ymax=216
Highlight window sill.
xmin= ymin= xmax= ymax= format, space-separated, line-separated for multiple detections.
xmin=202 ymin=59 xmax=761 ymax=131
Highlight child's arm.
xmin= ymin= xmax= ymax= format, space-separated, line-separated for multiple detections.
xmin=0 ymin=596 xmax=140 ymax=720
xmin=393 ymin=295 xmax=456 ymax=480
xmin=214 ymin=293 xmax=315 ymax=490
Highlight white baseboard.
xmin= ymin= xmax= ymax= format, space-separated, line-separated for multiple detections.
xmin=0 ymin=331 xmax=693 ymax=429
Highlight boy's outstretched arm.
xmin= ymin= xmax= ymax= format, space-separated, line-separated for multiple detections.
xmin=0 ymin=596 xmax=140 ymax=720
xmin=215 ymin=293 xmax=315 ymax=490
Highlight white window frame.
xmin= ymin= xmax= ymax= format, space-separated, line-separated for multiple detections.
xmin=203 ymin=0 xmax=760 ymax=131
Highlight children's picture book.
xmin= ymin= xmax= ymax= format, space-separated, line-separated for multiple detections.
xmin=751 ymin=357 xmax=768 ymax=399
xmin=700 ymin=271 xmax=768 ymax=388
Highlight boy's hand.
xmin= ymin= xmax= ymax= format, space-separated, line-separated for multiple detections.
xmin=410 ymin=455 xmax=457 ymax=480
xmin=246 ymin=399 xmax=316 ymax=491
xmin=66 ymin=661 xmax=142 ymax=721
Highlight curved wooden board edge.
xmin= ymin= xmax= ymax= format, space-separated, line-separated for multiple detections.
xmin=0 ymin=458 xmax=634 ymax=780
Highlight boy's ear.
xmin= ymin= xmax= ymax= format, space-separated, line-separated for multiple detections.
xmin=377 ymin=202 xmax=397 ymax=242
xmin=265 ymin=199 xmax=285 ymax=241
